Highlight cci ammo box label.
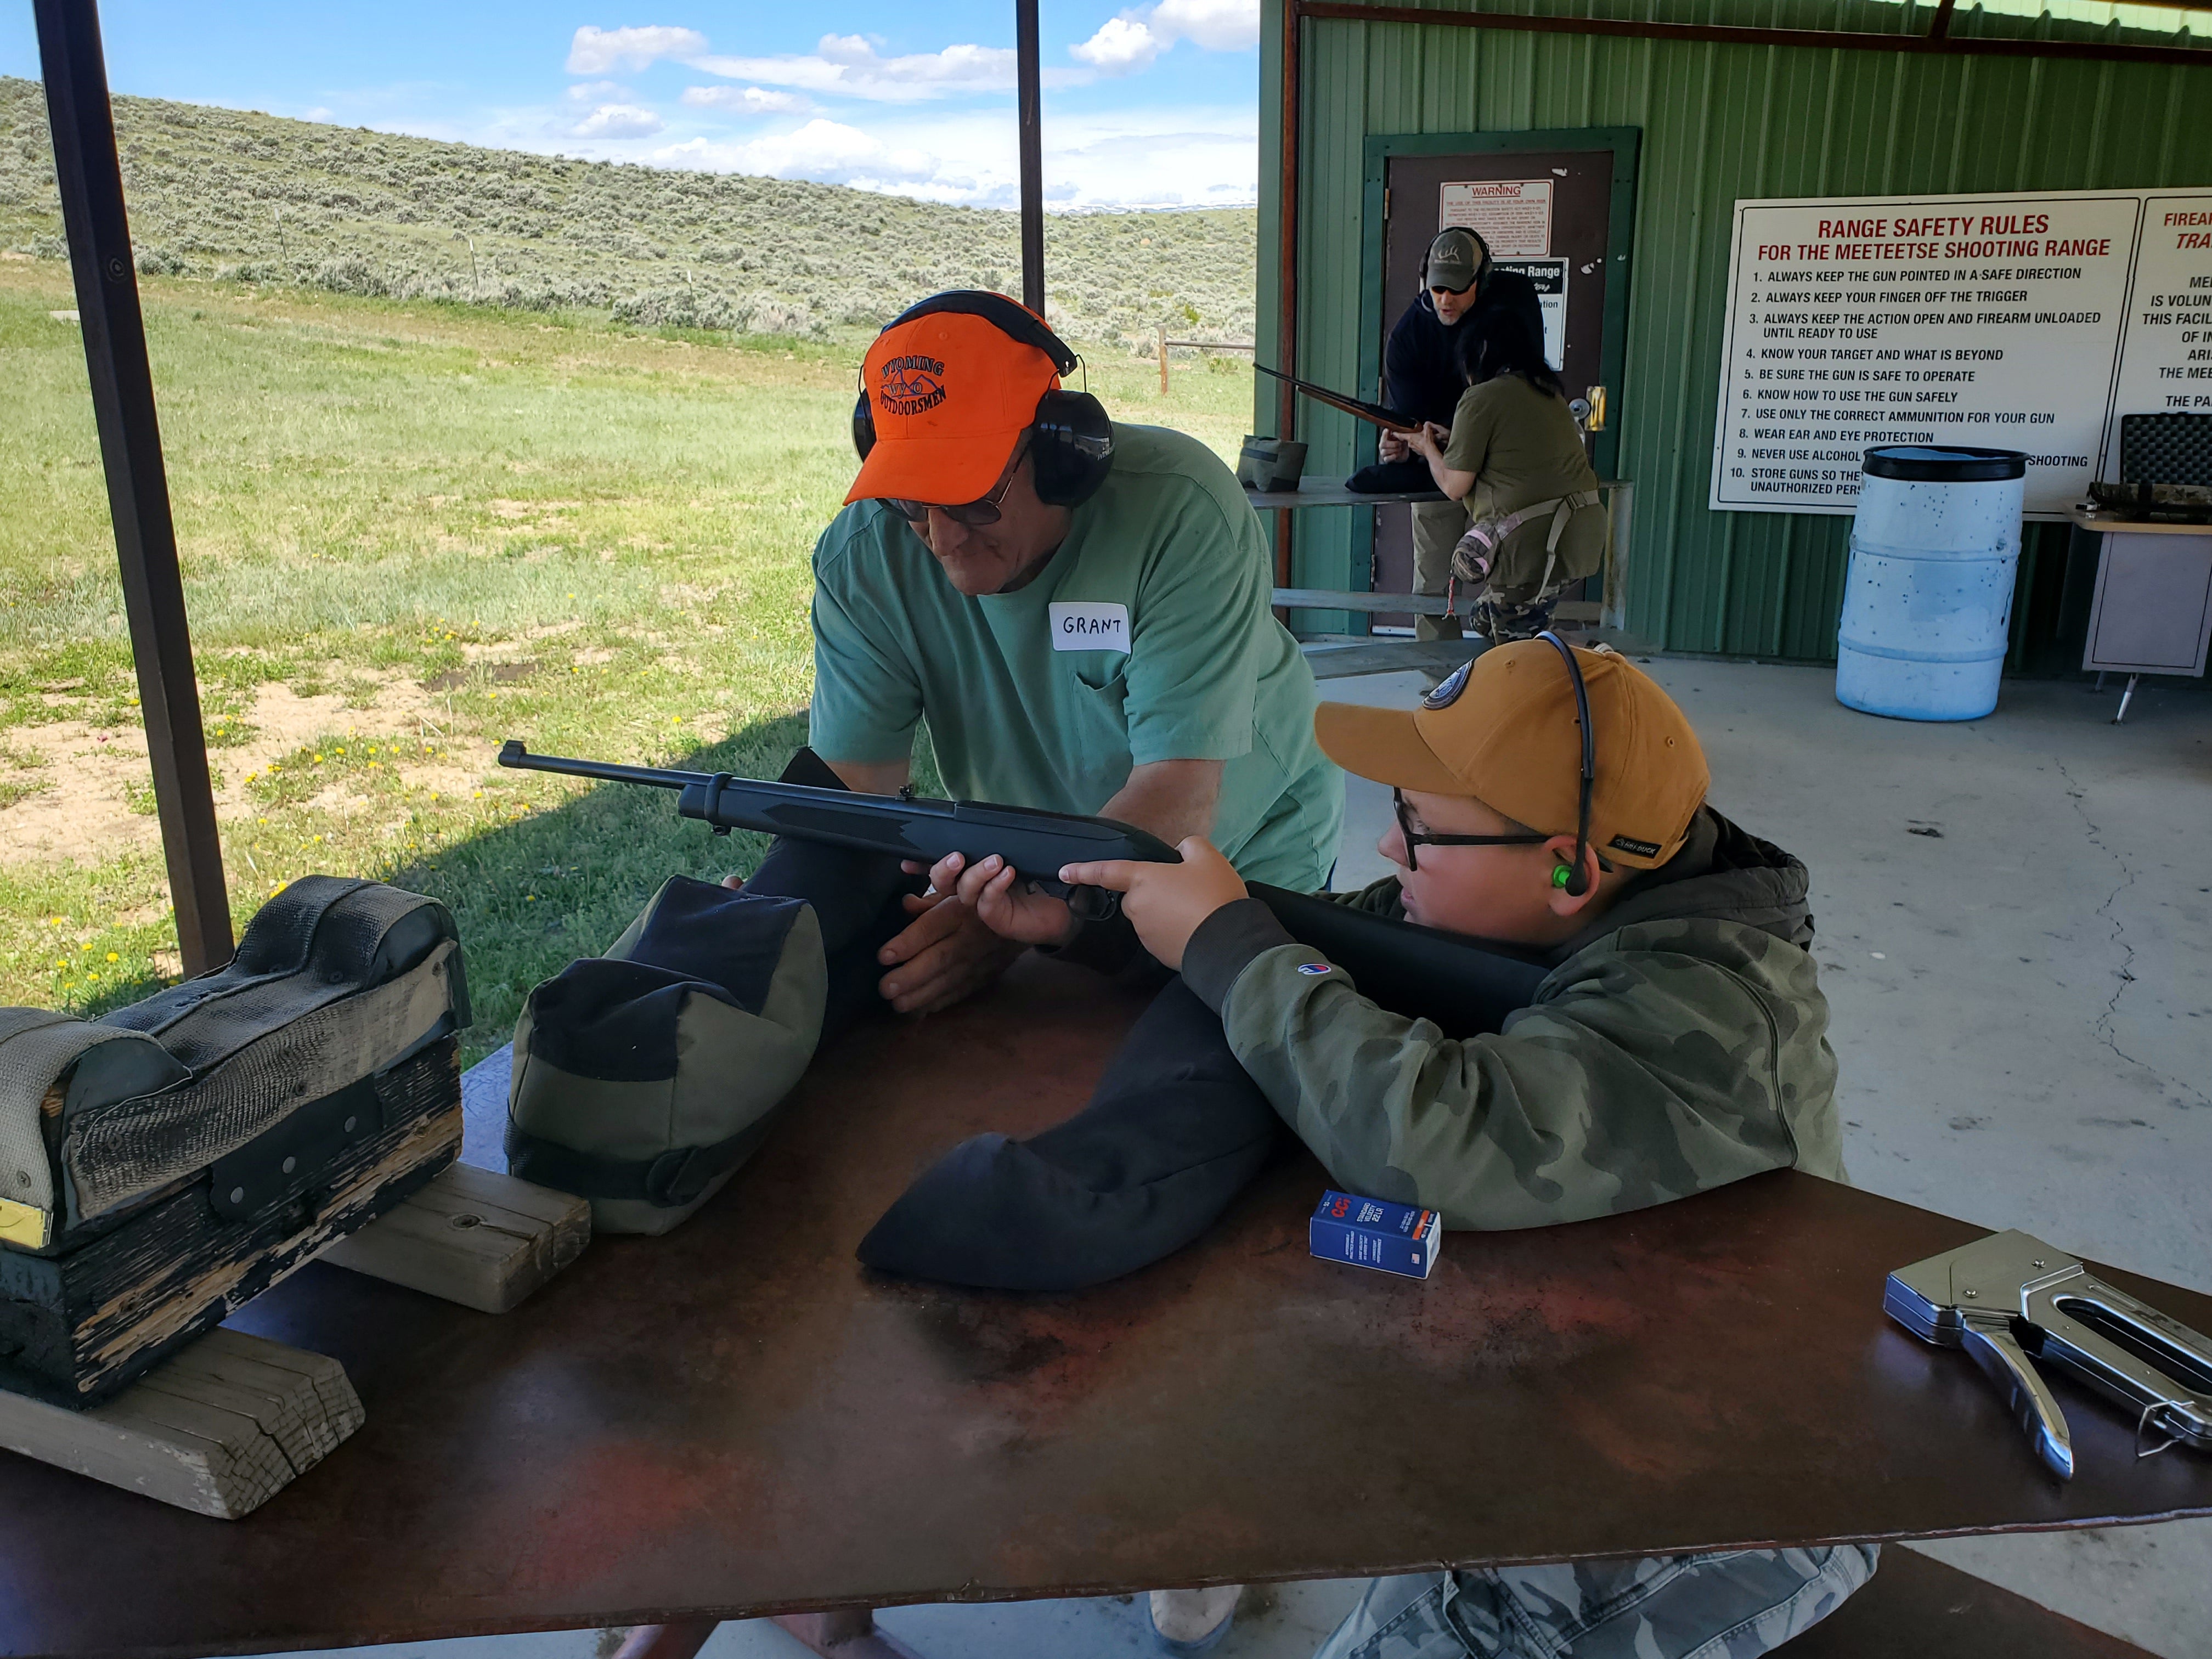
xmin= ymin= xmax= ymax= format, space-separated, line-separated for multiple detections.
xmin=1310 ymin=1190 xmax=1442 ymax=1280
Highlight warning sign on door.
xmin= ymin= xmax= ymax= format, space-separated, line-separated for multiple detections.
xmin=1440 ymin=180 xmax=1553 ymax=257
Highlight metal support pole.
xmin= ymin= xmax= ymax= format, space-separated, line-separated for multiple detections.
xmin=35 ymin=0 xmax=233 ymax=974
xmin=1015 ymin=0 xmax=1045 ymax=314
xmin=1272 ymin=0 xmax=1304 ymax=597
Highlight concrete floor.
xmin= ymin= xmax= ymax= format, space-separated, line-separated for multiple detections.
xmin=265 ymin=658 xmax=2210 ymax=1659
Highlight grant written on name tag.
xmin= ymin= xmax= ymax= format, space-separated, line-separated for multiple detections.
xmin=1048 ymin=601 xmax=1131 ymax=653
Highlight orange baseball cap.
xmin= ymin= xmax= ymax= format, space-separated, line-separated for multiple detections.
xmin=845 ymin=302 xmax=1062 ymax=506
xmin=1313 ymin=641 xmax=1711 ymax=870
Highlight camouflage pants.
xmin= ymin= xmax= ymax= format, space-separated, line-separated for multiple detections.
xmin=1468 ymin=579 xmax=1575 ymax=644
xmin=1313 ymin=1545 xmax=1880 ymax=1659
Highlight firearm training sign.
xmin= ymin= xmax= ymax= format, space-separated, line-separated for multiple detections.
xmin=1708 ymin=188 xmax=2212 ymax=518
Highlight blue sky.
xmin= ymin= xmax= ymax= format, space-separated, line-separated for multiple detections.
xmin=0 ymin=2 xmax=1261 ymax=208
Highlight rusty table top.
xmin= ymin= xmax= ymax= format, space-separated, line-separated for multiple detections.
xmin=3 ymin=956 xmax=2209 ymax=1659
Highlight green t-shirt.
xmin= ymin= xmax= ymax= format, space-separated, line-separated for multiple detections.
xmin=808 ymin=423 xmax=1342 ymax=890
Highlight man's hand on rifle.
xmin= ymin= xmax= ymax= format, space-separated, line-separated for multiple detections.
xmin=921 ymin=850 xmax=1080 ymax=950
xmin=1378 ymin=426 xmax=1411 ymax=462
xmin=873 ymin=865 xmax=1031 ymax=1015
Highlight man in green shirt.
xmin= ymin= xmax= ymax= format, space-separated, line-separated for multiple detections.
xmin=801 ymin=291 xmax=1341 ymax=1015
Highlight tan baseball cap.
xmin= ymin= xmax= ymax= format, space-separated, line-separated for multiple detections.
xmin=1313 ymin=641 xmax=1710 ymax=870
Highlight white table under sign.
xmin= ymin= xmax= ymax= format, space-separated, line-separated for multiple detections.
xmin=2068 ymin=505 xmax=2212 ymax=723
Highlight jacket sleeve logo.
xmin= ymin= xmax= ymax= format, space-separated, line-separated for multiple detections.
xmin=878 ymin=356 xmax=947 ymax=415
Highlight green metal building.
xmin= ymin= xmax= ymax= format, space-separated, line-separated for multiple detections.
xmin=1255 ymin=0 xmax=2212 ymax=664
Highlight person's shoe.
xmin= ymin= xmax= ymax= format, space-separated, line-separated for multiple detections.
xmin=1144 ymin=1586 xmax=1240 ymax=1654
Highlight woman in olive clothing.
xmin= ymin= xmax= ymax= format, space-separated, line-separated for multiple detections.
xmin=1404 ymin=309 xmax=1606 ymax=642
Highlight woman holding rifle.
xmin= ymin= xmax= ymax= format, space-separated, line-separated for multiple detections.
xmin=1404 ymin=308 xmax=1606 ymax=644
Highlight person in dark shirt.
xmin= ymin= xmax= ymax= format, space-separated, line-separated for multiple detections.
xmin=1378 ymin=227 xmax=1545 ymax=641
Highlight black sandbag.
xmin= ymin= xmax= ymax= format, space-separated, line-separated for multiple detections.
xmin=741 ymin=747 xmax=924 ymax=1037
xmin=857 ymin=978 xmax=1284 ymax=1291
xmin=1345 ymin=458 xmax=1438 ymax=494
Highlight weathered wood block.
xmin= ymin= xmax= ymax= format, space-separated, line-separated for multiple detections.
xmin=323 ymin=1162 xmax=589 ymax=1313
xmin=0 ymin=1038 xmax=461 ymax=1403
xmin=0 ymin=1327 xmax=361 ymax=1519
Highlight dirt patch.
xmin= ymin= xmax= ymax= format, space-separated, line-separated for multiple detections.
xmin=0 ymin=671 xmax=488 ymax=865
xmin=422 ymin=660 xmax=537 ymax=692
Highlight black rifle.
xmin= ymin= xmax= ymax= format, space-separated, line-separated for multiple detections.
xmin=1255 ymin=363 xmax=1423 ymax=433
xmin=501 ymin=741 xmax=1554 ymax=1029
xmin=498 ymin=741 xmax=1176 ymax=921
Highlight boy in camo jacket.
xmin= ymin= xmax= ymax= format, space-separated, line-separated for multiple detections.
xmin=1048 ymin=637 xmax=1879 ymax=1658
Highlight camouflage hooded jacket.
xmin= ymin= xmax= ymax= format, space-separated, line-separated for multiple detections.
xmin=1180 ymin=806 xmax=1846 ymax=1229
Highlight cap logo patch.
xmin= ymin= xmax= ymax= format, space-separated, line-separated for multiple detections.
xmin=1422 ymin=661 xmax=1472 ymax=709
xmin=879 ymin=354 xmax=946 ymax=415
xmin=1608 ymin=834 xmax=1662 ymax=858
xmin=1295 ymin=962 xmax=1333 ymax=976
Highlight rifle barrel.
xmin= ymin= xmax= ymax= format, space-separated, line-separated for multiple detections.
xmin=498 ymin=741 xmax=696 ymax=791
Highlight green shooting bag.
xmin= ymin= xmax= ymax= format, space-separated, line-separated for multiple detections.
xmin=506 ymin=876 xmax=826 ymax=1235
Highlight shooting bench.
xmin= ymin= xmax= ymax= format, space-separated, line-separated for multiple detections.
xmin=1251 ymin=479 xmax=1635 ymax=674
xmin=0 ymin=956 xmax=2205 ymax=1659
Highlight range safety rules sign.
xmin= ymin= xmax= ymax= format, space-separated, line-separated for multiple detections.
xmin=1709 ymin=188 xmax=2212 ymax=517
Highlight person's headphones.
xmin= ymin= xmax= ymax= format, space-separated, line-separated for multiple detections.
xmin=1535 ymin=630 xmax=1597 ymax=898
xmin=1423 ymin=227 xmax=1494 ymax=296
xmin=850 ymin=290 xmax=1115 ymax=509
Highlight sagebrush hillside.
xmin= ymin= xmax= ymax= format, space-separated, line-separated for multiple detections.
xmin=0 ymin=76 xmax=1256 ymax=351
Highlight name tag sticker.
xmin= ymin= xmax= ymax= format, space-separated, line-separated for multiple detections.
xmin=1049 ymin=601 xmax=1130 ymax=653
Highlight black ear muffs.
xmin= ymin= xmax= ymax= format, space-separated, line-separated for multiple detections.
xmin=1423 ymin=228 xmax=1494 ymax=298
xmin=851 ymin=290 xmax=1114 ymax=509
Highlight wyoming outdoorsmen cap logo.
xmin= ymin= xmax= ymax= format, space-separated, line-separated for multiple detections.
xmin=878 ymin=354 xmax=946 ymax=416
xmin=846 ymin=303 xmax=1064 ymax=506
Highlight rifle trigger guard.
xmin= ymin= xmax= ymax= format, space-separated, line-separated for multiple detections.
xmin=1024 ymin=876 xmax=1123 ymax=923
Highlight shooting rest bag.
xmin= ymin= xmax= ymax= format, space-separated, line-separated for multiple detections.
xmin=0 ymin=877 xmax=467 ymax=1253
xmin=0 ymin=877 xmax=469 ymax=1401
xmin=506 ymin=876 xmax=826 ymax=1235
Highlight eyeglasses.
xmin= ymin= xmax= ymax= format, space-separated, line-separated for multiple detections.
xmin=1392 ymin=791 xmax=1547 ymax=872
xmin=887 ymin=436 xmax=1029 ymax=528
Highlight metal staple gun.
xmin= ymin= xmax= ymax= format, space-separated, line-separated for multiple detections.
xmin=1886 ymin=1229 xmax=2212 ymax=1480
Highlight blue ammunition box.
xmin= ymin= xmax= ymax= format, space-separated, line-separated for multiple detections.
xmin=1310 ymin=1190 xmax=1442 ymax=1280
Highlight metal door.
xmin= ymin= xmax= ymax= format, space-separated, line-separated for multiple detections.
xmin=1368 ymin=136 xmax=1634 ymax=630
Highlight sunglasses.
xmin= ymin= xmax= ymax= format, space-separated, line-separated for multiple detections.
xmin=888 ymin=437 xmax=1029 ymax=528
xmin=1392 ymin=790 xmax=1547 ymax=872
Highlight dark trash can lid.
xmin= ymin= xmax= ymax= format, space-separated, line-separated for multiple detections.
xmin=1862 ymin=445 xmax=2027 ymax=482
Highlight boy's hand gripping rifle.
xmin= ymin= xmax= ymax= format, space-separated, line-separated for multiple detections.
xmin=498 ymin=741 xmax=1177 ymax=922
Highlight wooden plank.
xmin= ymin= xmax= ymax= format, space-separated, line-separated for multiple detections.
xmin=323 ymin=1164 xmax=589 ymax=1314
xmin=0 ymin=1039 xmax=462 ymax=1402
xmin=0 ymin=1327 xmax=359 ymax=1519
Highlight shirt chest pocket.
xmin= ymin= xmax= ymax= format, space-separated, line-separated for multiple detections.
xmin=1062 ymin=658 xmax=1132 ymax=763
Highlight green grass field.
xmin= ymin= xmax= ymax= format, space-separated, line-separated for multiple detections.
xmin=0 ymin=256 xmax=1261 ymax=1062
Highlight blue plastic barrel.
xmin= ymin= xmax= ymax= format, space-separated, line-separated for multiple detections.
xmin=1835 ymin=446 xmax=2027 ymax=721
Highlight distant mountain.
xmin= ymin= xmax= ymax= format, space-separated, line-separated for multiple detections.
xmin=0 ymin=77 xmax=1255 ymax=351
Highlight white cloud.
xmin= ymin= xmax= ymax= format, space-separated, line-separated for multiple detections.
xmin=566 ymin=25 xmax=709 ymax=75
xmin=682 ymin=84 xmax=812 ymax=115
xmin=567 ymin=80 xmax=631 ymax=103
xmin=689 ymin=32 xmax=1083 ymax=103
xmin=648 ymin=104 xmax=1255 ymax=210
xmin=1071 ymin=0 xmax=1259 ymax=76
xmin=1069 ymin=18 xmax=1160 ymax=74
xmin=569 ymin=104 xmax=665 ymax=139
xmin=655 ymin=120 xmax=943 ymax=190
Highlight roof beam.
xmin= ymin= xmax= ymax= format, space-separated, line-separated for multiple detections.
xmin=1296 ymin=1 xmax=2212 ymax=69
